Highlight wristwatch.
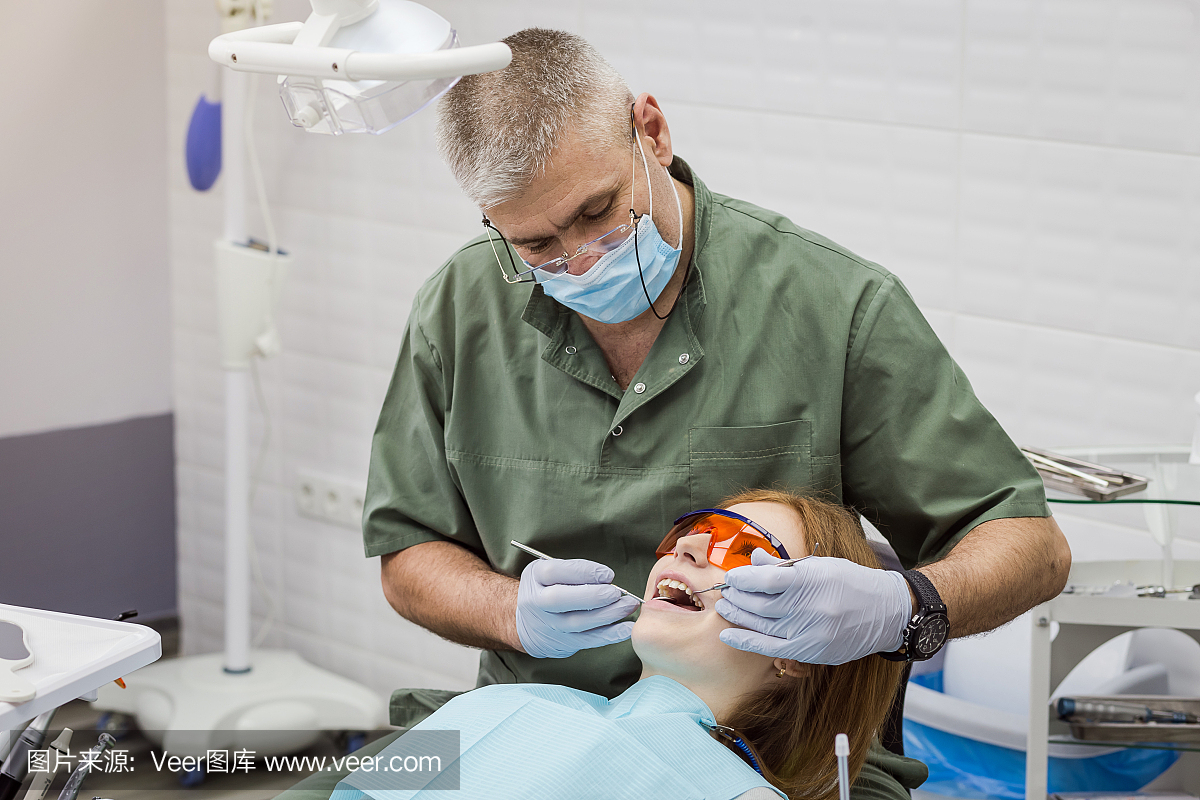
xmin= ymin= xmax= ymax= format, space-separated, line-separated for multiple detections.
xmin=879 ymin=569 xmax=950 ymax=662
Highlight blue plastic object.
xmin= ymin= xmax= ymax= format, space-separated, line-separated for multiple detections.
xmin=904 ymin=671 xmax=1178 ymax=799
xmin=185 ymin=94 xmax=222 ymax=192
xmin=179 ymin=765 xmax=205 ymax=787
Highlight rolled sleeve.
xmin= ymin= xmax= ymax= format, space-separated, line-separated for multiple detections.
xmin=363 ymin=294 xmax=483 ymax=559
xmin=840 ymin=276 xmax=1049 ymax=568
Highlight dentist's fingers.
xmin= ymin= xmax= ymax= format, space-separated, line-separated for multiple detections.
xmin=538 ymin=582 xmax=624 ymax=613
xmin=532 ymin=558 xmax=615 ymax=586
xmin=548 ymin=596 xmax=640 ymax=632
xmin=516 ymin=557 xmax=638 ymax=658
xmin=749 ymin=548 xmax=784 ymax=566
xmin=718 ymin=627 xmax=791 ymax=658
xmin=718 ymin=586 xmax=793 ymax=619
xmin=574 ymin=620 xmax=635 ymax=649
xmin=723 ymin=560 xmax=812 ymax=595
xmin=714 ymin=597 xmax=788 ymax=635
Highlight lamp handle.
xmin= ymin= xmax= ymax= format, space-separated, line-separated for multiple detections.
xmin=210 ymin=23 xmax=511 ymax=81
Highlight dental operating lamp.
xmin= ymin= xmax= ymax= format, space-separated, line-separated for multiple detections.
xmin=209 ymin=0 xmax=511 ymax=135
xmin=91 ymin=1 xmax=510 ymax=773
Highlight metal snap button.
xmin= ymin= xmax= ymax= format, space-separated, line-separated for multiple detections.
xmin=678 ymin=353 xmax=689 ymax=365
xmin=612 ymin=426 xmax=623 ymax=436
xmin=565 ymin=345 xmax=577 ymax=355
xmin=633 ymin=383 xmax=646 ymax=394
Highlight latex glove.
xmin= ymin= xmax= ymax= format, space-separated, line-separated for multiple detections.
xmin=715 ymin=549 xmax=913 ymax=665
xmin=515 ymin=558 xmax=640 ymax=659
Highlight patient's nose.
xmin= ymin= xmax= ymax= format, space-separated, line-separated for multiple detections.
xmin=673 ymin=533 xmax=712 ymax=567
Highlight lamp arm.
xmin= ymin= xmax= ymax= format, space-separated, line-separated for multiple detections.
xmin=210 ymin=24 xmax=511 ymax=81
xmin=345 ymin=43 xmax=511 ymax=81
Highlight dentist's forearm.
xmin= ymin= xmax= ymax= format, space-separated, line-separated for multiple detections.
xmin=380 ymin=541 xmax=522 ymax=652
xmin=917 ymin=515 xmax=1071 ymax=639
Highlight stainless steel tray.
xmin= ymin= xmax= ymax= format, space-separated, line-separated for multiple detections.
xmin=1023 ymin=447 xmax=1151 ymax=502
xmin=1064 ymin=696 xmax=1200 ymax=743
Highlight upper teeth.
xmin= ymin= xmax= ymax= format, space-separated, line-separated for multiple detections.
xmin=656 ymin=578 xmax=703 ymax=608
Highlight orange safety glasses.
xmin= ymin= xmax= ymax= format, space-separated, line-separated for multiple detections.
xmin=655 ymin=509 xmax=791 ymax=570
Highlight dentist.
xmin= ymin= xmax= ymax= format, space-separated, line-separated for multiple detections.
xmin=356 ymin=27 xmax=1069 ymax=798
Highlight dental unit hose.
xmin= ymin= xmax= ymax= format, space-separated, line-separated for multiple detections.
xmin=0 ymin=712 xmax=54 ymax=800
xmin=705 ymin=723 xmax=764 ymax=776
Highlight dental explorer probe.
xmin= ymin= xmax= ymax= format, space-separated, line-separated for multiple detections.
xmin=692 ymin=546 xmax=819 ymax=596
xmin=509 ymin=541 xmax=645 ymax=604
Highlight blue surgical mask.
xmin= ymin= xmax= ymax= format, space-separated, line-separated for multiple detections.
xmin=533 ymin=141 xmax=684 ymax=325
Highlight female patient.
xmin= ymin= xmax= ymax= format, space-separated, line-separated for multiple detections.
xmin=333 ymin=490 xmax=914 ymax=800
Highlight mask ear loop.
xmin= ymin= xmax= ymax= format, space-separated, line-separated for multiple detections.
xmin=630 ymin=105 xmax=688 ymax=322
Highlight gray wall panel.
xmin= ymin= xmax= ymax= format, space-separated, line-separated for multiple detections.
xmin=0 ymin=414 xmax=176 ymax=620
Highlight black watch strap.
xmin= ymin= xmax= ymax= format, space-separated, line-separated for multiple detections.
xmin=879 ymin=569 xmax=949 ymax=662
xmin=902 ymin=569 xmax=945 ymax=614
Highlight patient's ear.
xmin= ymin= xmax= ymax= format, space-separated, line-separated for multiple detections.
xmin=772 ymin=658 xmax=811 ymax=679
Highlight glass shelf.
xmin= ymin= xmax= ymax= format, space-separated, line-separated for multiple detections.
xmin=1050 ymin=735 xmax=1200 ymax=754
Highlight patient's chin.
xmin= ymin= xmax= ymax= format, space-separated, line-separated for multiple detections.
xmin=631 ymin=608 xmax=722 ymax=672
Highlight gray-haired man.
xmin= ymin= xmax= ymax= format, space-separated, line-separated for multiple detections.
xmin=283 ymin=27 xmax=1069 ymax=800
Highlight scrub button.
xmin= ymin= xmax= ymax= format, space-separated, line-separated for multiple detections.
xmin=612 ymin=426 xmax=623 ymax=436
xmin=678 ymin=353 xmax=690 ymax=365
xmin=565 ymin=345 xmax=577 ymax=355
xmin=633 ymin=382 xmax=646 ymax=394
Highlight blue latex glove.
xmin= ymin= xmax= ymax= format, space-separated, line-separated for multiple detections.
xmin=715 ymin=549 xmax=913 ymax=665
xmin=515 ymin=558 xmax=640 ymax=659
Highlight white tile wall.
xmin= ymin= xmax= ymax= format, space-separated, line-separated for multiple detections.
xmin=167 ymin=0 xmax=1200 ymax=700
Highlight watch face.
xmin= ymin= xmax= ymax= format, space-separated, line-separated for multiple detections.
xmin=916 ymin=615 xmax=949 ymax=656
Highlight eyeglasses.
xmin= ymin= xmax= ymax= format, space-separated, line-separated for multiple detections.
xmin=483 ymin=211 xmax=639 ymax=284
xmin=655 ymin=509 xmax=792 ymax=570
xmin=483 ymin=106 xmax=646 ymax=285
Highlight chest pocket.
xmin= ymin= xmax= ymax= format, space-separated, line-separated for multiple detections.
xmin=688 ymin=419 xmax=813 ymax=508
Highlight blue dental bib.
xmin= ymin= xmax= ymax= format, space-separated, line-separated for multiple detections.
xmin=334 ymin=675 xmax=784 ymax=800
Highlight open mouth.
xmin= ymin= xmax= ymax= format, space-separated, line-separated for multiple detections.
xmin=655 ymin=577 xmax=703 ymax=611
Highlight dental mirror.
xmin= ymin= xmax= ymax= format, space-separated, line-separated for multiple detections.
xmin=694 ymin=545 xmax=820 ymax=595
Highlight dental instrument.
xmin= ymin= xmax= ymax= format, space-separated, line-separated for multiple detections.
xmin=693 ymin=551 xmax=818 ymax=595
xmin=0 ymin=620 xmax=35 ymax=704
xmin=1021 ymin=447 xmax=1149 ymax=501
xmin=21 ymin=728 xmax=72 ymax=800
xmin=55 ymin=733 xmax=114 ymax=800
xmin=509 ymin=541 xmax=645 ymax=605
xmin=0 ymin=712 xmax=54 ymax=800
xmin=1057 ymin=697 xmax=1199 ymax=725
xmin=835 ymin=733 xmax=850 ymax=800
xmin=1024 ymin=450 xmax=1110 ymax=488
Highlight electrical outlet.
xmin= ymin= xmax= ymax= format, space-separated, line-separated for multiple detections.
xmin=295 ymin=469 xmax=366 ymax=530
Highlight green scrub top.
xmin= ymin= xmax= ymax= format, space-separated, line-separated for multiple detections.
xmin=363 ymin=157 xmax=1049 ymax=699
